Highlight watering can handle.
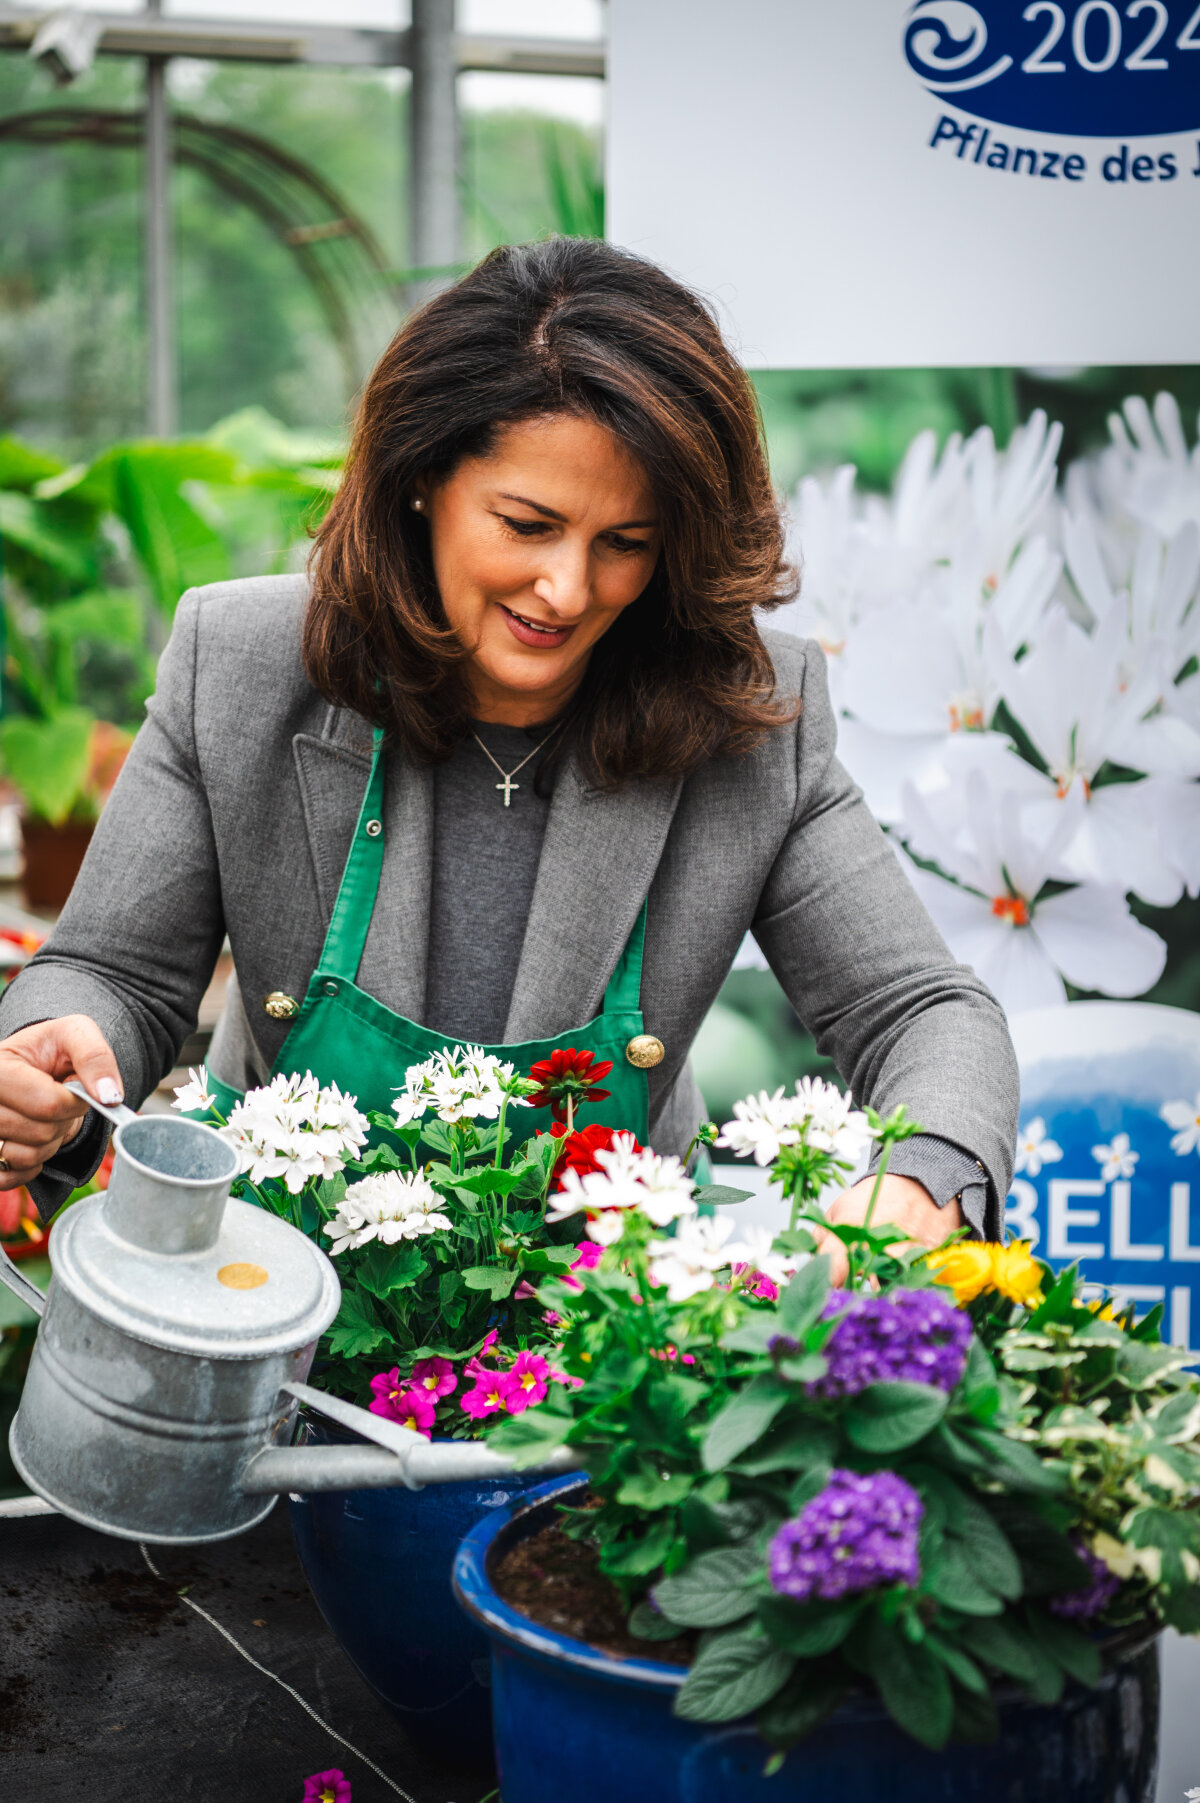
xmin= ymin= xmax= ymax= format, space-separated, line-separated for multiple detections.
xmin=63 ymin=1079 xmax=139 ymax=1131
xmin=0 ymin=1240 xmax=45 ymax=1318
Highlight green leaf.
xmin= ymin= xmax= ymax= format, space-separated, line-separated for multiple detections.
xmin=108 ymin=444 xmax=233 ymax=614
xmin=1126 ymin=1506 xmax=1200 ymax=1587
xmin=325 ymin=1289 xmax=389 ymax=1359
xmin=1034 ymin=1610 xmax=1102 ymax=1686
xmin=732 ymin=1418 xmax=837 ymax=1477
xmin=653 ymin=1545 xmax=762 ymax=1628
xmin=692 ymin=1184 xmax=754 ymax=1207
xmin=1153 ymin=1389 xmax=1200 ymax=1443
xmin=486 ymin=1399 xmax=573 ymax=1467
xmin=778 ymin=1256 xmax=831 ymax=1337
xmin=447 ymin=1164 xmax=527 ymax=1199
xmin=616 ymin=1467 xmax=695 ymax=1511
xmin=673 ymin=1624 xmax=793 ymax=1723
xmin=866 ymin=1616 xmax=953 ymax=1750
xmin=958 ymin=1426 xmax=1065 ymax=1495
xmin=757 ymin=1594 xmax=861 ymax=1657
xmin=0 ymin=709 xmax=94 ymax=824
xmin=923 ymin=1542 xmax=1005 ymax=1616
xmin=951 ymin=1492 xmax=1023 ymax=1601
xmin=960 ymin=1615 xmax=1063 ymax=1705
xmin=949 ymin=1681 xmax=1000 ymax=1745
xmin=628 ymin=1598 xmax=688 ymax=1643
xmin=925 ymin=1633 xmax=988 ymax=1695
xmin=1160 ymin=1585 xmax=1200 ymax=1634
xmin=1116 ymin=1340 xmax=1194 ymax=1388
xmin=702 ymin=1374 xmax=792 ymax=1472
xmin=462 ymin=1265 xmax=518 ymax=1300
xmin=721 ymin=1314 xmax=782 ymax=1355
xmin=355 ymin=1241 xmax=426 ymax=1301
xmin=756 ymin=1665 xmax=848 ymax=1751
xmin=0 ymin=490 xmax=93 ymax=579
xmin=601 ymin=1515 xmax=678 ymax=1580
xmin=844 ymin=1381 xmax=948 ymax=1453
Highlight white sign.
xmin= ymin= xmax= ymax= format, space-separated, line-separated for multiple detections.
xmin=607 ymin=0 xmax=1200 ymax=366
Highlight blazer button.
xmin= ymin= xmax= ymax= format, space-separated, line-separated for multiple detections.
xmin=263 ymin=992 xmax=299 ymax=1021
xmin=626 ymin=1034 xmax=665 ymax=1069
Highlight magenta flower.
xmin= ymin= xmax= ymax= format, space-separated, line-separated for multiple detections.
xmin=411 ymin=1355 xmax=456 ymax=1399
xmin=550 ymin=1367 xmax=583 ymax=1389
xmin=461 ymin=1370 xmax=521 ymax=1419
xmin=303 ymin=1771 xmax=351 ymax=1803
xmin=369 ymin=1376 xmax=435 ymax=1438
xmin=542 ymin=1310 xmax=564 ymax=1328
xmin=563 ymin=1240 xmax=604 ymax=1291
xmin=736 ymin=1267 xmax=779 ymax=1302
xmin=510 ymin=1350 xmax=551 ymax=1407
xmin=513 ymin=1280 xmax=539 ymax=1300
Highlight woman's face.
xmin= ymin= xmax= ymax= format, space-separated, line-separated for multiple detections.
xmin=422 ymin=413 xmax=661 ymax=724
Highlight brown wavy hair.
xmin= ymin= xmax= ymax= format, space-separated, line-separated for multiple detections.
xmin=305 ymin=237 xmax=798 ymax=788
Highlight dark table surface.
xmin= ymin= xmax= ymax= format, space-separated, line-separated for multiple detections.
xmin=0 ymin=1503 xmax=476 ymax=1803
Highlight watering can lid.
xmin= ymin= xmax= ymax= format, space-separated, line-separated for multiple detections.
xmin=49 ymin=1194 xmax=341 ymax=1358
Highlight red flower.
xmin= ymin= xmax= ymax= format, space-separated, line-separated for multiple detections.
xmin=546 ymin=1122 xmax=643 ymax=1187
xmin=527 ymin=1047 xmax=613 ymax=1122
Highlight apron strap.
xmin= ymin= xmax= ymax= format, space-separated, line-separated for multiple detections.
xmin=600 ymin=897 xmax=647 ymax=1017
xmin=319 ymin=728 xmax=388 ymax=984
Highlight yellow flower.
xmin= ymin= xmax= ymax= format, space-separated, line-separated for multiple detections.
xmin=927 ymin=1242 xmax=994 ymax=1305
xmin=987 ymin=1241 xmax=1044 ymax=1307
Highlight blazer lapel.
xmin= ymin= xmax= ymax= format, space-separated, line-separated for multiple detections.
xmin=503 ymin=754 xmax=683 ymax=1041
xmin=292 ymin=725 xmax=433 ymax=1022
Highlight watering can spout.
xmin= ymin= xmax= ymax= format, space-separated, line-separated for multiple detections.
xmin=0 ymin=1241 xmax=45 ymax=1317
xmin=237 ymin=1381 xmax=582 ymax=1497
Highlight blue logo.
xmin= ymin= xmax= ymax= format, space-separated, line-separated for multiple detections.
xmin=905 ymin=0 xmax=1200 ymax=135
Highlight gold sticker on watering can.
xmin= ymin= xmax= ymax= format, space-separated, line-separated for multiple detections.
xmin=217 ymin=1262 xmax=269 ymax=1290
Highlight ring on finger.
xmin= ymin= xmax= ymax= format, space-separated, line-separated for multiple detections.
xmin=0 ymin=1139 xmax=9 ymax=1173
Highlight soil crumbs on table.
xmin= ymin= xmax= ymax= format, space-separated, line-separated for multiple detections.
xmin=493 ymin=1521 xmax=693 ymax=1664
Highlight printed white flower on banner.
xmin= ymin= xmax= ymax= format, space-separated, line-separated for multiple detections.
xmin=1099 ymin=392 xmax=1200 ymax=541
xmin=171 ymin=1064 xmax=215 ymax=1114
xmin=1092 ymin=1133 xmax=1139 ymax=1182
xmin=1014 ymin=1118 xmax=1063 ymax=1178
xmin=895 ymin=770 xmax=1167 ymax=1014
xmin=963 ymin=411 xmax=1063 ymax=593
xmin=1162 ymin=1092 xmax=1200 ymax=1159
xmin=647 ymin=1214 xmax=746 ymax=1302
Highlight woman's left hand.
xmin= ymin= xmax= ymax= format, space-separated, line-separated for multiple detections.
xmin=817 ymin=1174 xmax=962 ymax=1287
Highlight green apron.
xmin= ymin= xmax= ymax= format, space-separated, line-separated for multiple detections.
xmin=199 ymin=731 xmax=654 ymax=1151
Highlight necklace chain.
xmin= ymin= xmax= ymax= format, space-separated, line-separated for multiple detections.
xmin=472 ymin=726 xmax=559 ymax=807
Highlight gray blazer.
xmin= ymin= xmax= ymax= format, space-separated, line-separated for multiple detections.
xmin=0 ymin=576 xmax=1019 ymax=1231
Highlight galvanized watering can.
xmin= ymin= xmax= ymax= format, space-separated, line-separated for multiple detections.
xmin=0 ymin=1092 xmax=573 ymax=1545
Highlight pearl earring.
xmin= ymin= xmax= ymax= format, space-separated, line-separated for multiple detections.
xmin=411 ymin=496 xmax=424 ymax=512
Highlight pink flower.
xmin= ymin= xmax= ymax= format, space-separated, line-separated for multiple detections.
xmin=411 ymin=1355 xmax=457 ymax=1399
xmin=303 ymin=1770 xmax=351 ymax=1803
xmin=461 ymin=1370 xmax=522 ymax=1419
xmin=734 ymin=1267 xmax=779 ymax=1303
xmin=542 ymin=1310 xmax=563 ymax=1328
xmin=368 ymin=1373 xmax=436 ymax=1438
xmin=513 ymin=1280 xmax=538 ymax=1300
xmin=562 ymin=1240 xmax=604 ymax=1291
xmin=649 ymin=1344 xmax=696 ymax=1365
xmin=510 ymin=1350 xmax=550 ymax=1407
xmin=550 ymin=1368 xmax=584 ymax=1389
xmin=464 ymin=1330 xmax=502 ymax=1384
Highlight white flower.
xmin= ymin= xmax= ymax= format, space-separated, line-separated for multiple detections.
xmin=1014 ymin=1117 xmax=1063 ymax=1178
xmin=220 ymin=1070 xmax=369 ymax=1194
xmin=716 ymin=1089 xmax=800 ymax=1166
xmin=546 ymin=1134 xmax=696 ymax=1230
xmin=1092 ymin=1133 xmax=1138 ymax=1182
xmin=648 ymin=1214 xmax=744 ymax=1302
xmin=895 ymin=769 xmax=1167 ymax=1014
xmin=171 ymin=1064 xmax=215 ymax=1114
xmin=583 ymin=1209 xmax=627 ymax=1247
xmin=390 ymin=1044 xmax=529 ymax=1128
xmin=729 ymin=1223 xmax=806 ymax=1290
xmin=1162 ymin=1092 xmax=1200 ymax=1158
xmin=788 ymin=1077 xmax=874 ymax=1162
xmin=323 ymin=1170 xmax=450 ymax=1254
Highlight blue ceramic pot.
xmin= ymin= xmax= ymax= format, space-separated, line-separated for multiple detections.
xmin=288 ymin=1416 xmax=543 ymax=1765
xmin=453 ymin=1479 xmax=1161 ymax=1803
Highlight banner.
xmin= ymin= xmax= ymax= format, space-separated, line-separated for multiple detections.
xmin=608 ymin=0 xmax=1200 ymax=366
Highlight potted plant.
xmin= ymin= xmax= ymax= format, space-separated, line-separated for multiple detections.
xmin=449 ymin=1080 xmax=1199 ymax=1801
xmin=172 ymin=1048 xmax=716 ymax=1762
xmin=0 ymin=708 xmax=131 ymax=908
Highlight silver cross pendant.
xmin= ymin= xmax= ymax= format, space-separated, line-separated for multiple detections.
xmin=496 ymin=777 xmax=519 ymax=807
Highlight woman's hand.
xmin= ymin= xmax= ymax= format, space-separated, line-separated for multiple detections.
xmin=817 ymin=1173 xmax=962 ymax=1286
xmin=0 ymin=1015 xmax=123 ymax=1190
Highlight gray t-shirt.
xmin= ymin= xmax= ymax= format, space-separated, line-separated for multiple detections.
xmin=423 ymin=721 xmax=555 ymax=1044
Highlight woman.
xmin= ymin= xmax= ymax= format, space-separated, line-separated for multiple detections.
xmin=0 ymin=239 xmax=1017 ymax=1270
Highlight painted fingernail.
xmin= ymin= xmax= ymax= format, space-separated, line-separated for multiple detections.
xmin=96 ymin=1077 xmax=124 ymax=1105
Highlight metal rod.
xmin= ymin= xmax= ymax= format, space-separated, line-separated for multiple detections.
xmin=0 ymin=9 xmax=604 ymax=77
xmin=0 ymin=1240 xmax=45 ymax=1316
xmin=144 ymin=1 xmax=174 ymax=438
xmin=409 ymin=0 xmax=459 ymax=308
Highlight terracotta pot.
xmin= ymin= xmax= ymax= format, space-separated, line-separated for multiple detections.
xmin=20 ymin=816 xmax=94 ymax=910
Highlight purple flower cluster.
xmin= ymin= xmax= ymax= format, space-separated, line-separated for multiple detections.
xmin=768 ymin=1468 xmax=924 ymax=1602
xmin=1050 ymin=1538 xmax=1122 ymax=1622
xmin=805 ymin=1288 xmax=972 ymax=1400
